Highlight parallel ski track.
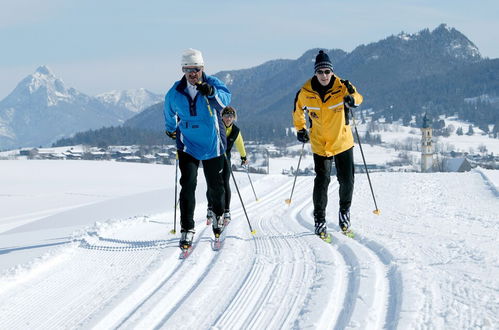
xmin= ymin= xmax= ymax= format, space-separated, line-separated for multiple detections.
xmin=99 ymin=177 xmax=298 ymax=329
xmin=0 ymin=175 xmax=402 ymax=329
xmin=294 ymin=182 xmax=402 ymax=329
xmin=96 ymin=223 xmax=214 ymax=329
xmin=0 ymin=235 xmax=179 ymax=330
xmin=158 ymin=177 xmax=304 ymax=328
xmin=121 ymin=229 xmax=220 ymax=329
xmin=212 ymin=177 xmax=320 ymax=329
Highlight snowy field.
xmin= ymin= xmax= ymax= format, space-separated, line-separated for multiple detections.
xmin=1 ymin=160 xmax=498 ymax=329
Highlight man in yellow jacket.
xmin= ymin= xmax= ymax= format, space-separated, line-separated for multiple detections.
xmin=293 ymin=50 xmax=363 ymax=236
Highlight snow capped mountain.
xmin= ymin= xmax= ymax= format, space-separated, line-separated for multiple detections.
xmin=1 ymin=66 xmax=86 ymax=108
xmin=0 ymin=66 xmax=135 ymax=150
xmin=96 ymin=88 xmax=162 ymax=113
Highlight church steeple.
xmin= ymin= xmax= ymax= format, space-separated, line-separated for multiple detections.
xmin=421 ymin=113 xmax=434 ymax=172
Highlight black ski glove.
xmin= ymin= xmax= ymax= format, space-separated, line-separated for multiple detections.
xmin=241 ymin=156 xmax=248 ymax=166
xmin=344 ymin=107 xmax=350 ymax=125
xmin=297 ymin=128 xmax=309 ymax=143
xmin=344 ymin=95 xmax=356 ymax=108
xmin=165 ymin=130 xmax=176 ymax=140
xmin=196 ymin=82 xmax=214 ymax=96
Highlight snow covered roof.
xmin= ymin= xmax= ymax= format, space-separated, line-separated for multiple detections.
xmin=443 ymin=157 xmax=471 ymax=172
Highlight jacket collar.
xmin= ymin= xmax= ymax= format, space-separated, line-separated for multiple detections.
xmin=176 ymin=72 xmax=208 ymax=93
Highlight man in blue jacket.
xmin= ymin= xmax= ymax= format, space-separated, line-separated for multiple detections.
xmin=164 ymin=48 xmax=231 ymax=250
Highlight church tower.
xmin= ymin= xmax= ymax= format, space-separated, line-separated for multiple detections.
xmin=421 ymin=114 xmax=434 ymax=172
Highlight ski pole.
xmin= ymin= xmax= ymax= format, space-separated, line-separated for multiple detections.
xmin=170 ymin=152 xmax=179 ymax=234
xmin=285 ymin=142 xmax=305 ymax=205
xmin=225 ymin=155 xmax=256 ymax=234
xmin=246 ymin=165 xmax=259 ymax=201
xmin=350 ymin=108 xmax=381 ymax=215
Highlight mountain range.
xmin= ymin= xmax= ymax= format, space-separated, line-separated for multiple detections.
xmin=0 ymin=66 xmax=161 ymax=149
xmin=96 ymin=88 xmax=162 ymax=113
xmin=124 ymin=24 xmax=498 ymax=143
xmin=3 ymin=24 xmax=499 ymax=149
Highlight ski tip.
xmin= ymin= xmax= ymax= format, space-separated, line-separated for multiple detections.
xmin=373 ymin=209 xmax=381 ymax=215
xmin=179 ymin=246 xmax=193 ymax=259
xmin=320 ymin=233 xmax=332 ymax=243
xmin=342 ymin=230 xmax=355 ymax=238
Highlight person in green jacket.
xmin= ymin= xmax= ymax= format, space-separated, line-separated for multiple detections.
xmin=206 ymin=106 xmax=248 ymax=224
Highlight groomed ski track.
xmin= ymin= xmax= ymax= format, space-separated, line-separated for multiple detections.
xmin=1 ymin=171 xmax=498 ymax=329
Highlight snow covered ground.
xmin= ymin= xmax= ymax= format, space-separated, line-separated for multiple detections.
xmin=1 ymin=160 xmax=498 ymax=329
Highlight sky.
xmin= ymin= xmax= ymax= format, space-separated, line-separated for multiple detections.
xmin=1 ymin=0 xmax=498 ymax=99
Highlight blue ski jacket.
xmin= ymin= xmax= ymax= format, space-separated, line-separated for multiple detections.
xmin=164 ymin=73 xmax=231 ymax=160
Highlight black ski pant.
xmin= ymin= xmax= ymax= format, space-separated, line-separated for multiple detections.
xmin=178 ymin=150 xmax=225 ymax=231
xmin=207 ymin=154 xmax=231 ymax=212
xmin=313 ymin=147 xmax=354 ymax=220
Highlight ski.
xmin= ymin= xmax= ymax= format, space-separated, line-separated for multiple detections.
xmin=319 ymin=232 xmax=332 ymax=243
xmin=211 ymin=216 xmax=231 ymax=251
xmin=179 ymin=245 xmax=194 ymax=259
xmin=341 ymin=229 xmax=355 ymax=238
xmin=211 ymin=221 xmax=229 ymax=251
xmin=211 ymin=233 xmax=225 ymax=251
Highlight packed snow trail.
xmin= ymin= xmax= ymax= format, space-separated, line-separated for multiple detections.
xmin=1 ymin=170 xmax=498 ymax=329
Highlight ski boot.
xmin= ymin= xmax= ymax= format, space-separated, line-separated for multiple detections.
xmin=179 ymin=229 xmax=195 ymax=250
xmin=206 ymin=208 xmax=215 ymax=225
xmin=212 ymin=215 xmax=225 ymax=238
xmin=223 ymin=210 xmax=231 ymax=226
xmin=314 ymin=218 xmax=331 ymax=243
xmin=339 ymin=209 xmax=354 ymax=238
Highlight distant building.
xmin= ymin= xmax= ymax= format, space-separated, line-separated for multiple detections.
xmin=20 ymin=148 xmax=37 ymax=157
xmin=442 ymin=158 xmax=472 ymax=172
xmin=421 ymin=114 xmax=434 ymax=172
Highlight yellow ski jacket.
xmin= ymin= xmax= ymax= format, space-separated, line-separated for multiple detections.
xmin=226 ymin=125 xmax=247 ymax=158
xmin=293 ymin=76 xmax=363 ymax=157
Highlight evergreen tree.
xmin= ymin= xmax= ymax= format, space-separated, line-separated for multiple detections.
xmin=466 ymin=125 xmax=474 ymax=136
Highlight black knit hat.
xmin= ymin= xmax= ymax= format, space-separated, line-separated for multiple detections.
xmin=314 ymin=50 xmax=333 ymax=72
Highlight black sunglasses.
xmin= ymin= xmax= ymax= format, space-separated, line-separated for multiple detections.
xmin=182 ymin=67 xmax=202 ymax=73
xmin=316 ymin=69 xmax=332 ymax=75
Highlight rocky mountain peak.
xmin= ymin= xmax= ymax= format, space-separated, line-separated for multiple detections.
xmin=95 ymin=88 xmax=162 ymax=113
xmin=34 ymin=65 xmax=55 ymax=76
xmin=0 ymin=66 xmax=81 ymax=108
